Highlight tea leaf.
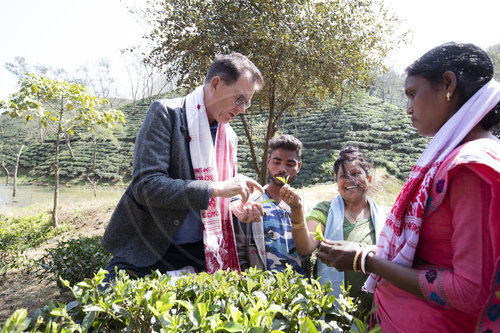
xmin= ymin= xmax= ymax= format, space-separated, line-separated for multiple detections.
xmin=300 ymin=317 xmax=319 ymax=333
xmin=260 ymin=198 xmax=275 ymax=204
xmin=311 ymin=224 xmax=325 ymax=241
xmin=276 ymin=175 xmax=289 ymax=185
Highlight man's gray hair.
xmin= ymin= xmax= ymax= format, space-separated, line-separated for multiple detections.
xmin=205 ymin=52 xmax=264 ymax=90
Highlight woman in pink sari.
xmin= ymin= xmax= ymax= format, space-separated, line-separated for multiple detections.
xmin=316 ymin=42 xmax=500 ymax=332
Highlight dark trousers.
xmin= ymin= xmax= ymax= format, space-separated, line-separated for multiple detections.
xmin=103 ymin=241 xmax=205 ymax=282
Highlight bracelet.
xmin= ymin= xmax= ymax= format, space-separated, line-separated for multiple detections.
xmin=291 ymin=221 xmax=307 ymax=230
xmin=352 ymin=248 xmax=362 ymax=272
xmin=360 ymin=250 xmax=375 ymax=274
xmin=357 ymin=250 xmax=363 ymax=272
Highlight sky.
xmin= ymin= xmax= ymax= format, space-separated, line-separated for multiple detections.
xmin=0 ymin=0 xmax=499 ymax=100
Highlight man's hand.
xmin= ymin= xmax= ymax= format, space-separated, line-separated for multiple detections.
xmin=210 ymin=174 xmax=264 ymax=202
xmin=280 ymin=184 xmax=301 ymax=209
xmin=230 ymin=200 xmax=264 ymax=223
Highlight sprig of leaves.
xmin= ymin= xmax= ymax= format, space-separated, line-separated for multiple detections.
xmin=311 ymin=224 xmax=325 ymax=241
xmin=276 ymin=175 xmax=290 ymax=185
xmin=256 ymin=193 xmax=275 ymax=204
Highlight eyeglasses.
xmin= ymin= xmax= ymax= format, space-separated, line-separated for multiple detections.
xmin=234 ymin=94 xmax=251 ymax=109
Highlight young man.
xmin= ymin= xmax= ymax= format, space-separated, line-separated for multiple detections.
xmin=101 ymin=53 xmax=264 ymax=281
xmin=231 ymin=134 xmax=307 ymax=274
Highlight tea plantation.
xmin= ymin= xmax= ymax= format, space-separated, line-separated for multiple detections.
xmin=0 ymin=92 xmax=428 ymax=186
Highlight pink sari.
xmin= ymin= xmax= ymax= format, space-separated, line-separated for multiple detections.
xmin=373 ymin=139 xmax=500 ymax=332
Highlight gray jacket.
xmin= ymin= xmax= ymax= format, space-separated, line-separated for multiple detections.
xmin=101 ymin=98 xmax=211 ymax=267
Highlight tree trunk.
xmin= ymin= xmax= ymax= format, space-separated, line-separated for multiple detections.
xmin=53 ymin=133 xmax=60 ymax=228
xmin=12 ymin=145 xmax=24 ymax=197
xmin=52 ymin=103 xmax=64 ymax=228
xmin=239 ymin=114 xmax=261 ymax=179
xmin=258 ymin=76 xmax=279 ymax=186
xmin=39 ymin=119 xmax=44 ymax=145
xmin=329 ymin=88 xmax=344 ymax=128
xmin=92 ymin=179 xmax=97 ymax=197
xmin=65 ymin=133 xmax=75 ymax=159
xmin=1 ymin=161 xmax=9 ymax=185
xmin=89 ymin=135 xmax=98 ymax=197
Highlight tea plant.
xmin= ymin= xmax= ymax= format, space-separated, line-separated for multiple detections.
xmin=276 ymin=175 xmax=290 ymax=185
xmin=2 ymin=266 xmax=379 ymax=332
xmin=312 ymin=223 xmax=326 ymax=241
xmin=36 ymin=236 xmax=111 ymax=290
xmin=0 ymin=213 xmax=68 ymax=275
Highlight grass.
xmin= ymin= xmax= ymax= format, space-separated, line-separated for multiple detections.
xmin=0 ymin=196 xmax=120 ymax=323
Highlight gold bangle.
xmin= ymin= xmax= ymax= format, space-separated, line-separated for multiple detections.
xmin=291 ymin=222 xmax=306 ymax=230
xmin=353 ymin=248 xmax=362 ymax=272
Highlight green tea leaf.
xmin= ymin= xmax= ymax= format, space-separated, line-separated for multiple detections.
xmin=224 ymin=322 xmax=244 ymax=332
xmin=300 ymin=317 xmax=319 ymax=333
xmin=260 ymin=198 xmax=275 ymax=204
xmin=276 ymin=175 xmax=289 ymax=185
xmin=311 ymin=224 xmax=325 ymax=241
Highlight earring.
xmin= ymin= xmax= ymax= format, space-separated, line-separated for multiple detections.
xmin=446 ymin=92 xmax=451 ymax=102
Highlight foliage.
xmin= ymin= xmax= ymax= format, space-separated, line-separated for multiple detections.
xmin=0 ymin=213 xmax=56 ymax=252
xmin=0 ymin=73 xmax=125 ymax=227
xmin=235 ymin=94 xmax=430 ymax=185
xmin=368 ymin=69 xmax=406 ymax=109
xmin=36 ymin=236 xmax=111 ymax=290
xmin=0 ymin=91 xmax=431 ymax=189
xmin=138 ymin=0 xmax=407 ymax=184
xmin=1 ymin=73 xmax=124 ymax=132
xmin=1 ymin=267 xmax=379 ymax=332
xmin=487 ymin=43 xmax=500 ymax=82
xmin=0 ymin=213 xmax=68 ymax=275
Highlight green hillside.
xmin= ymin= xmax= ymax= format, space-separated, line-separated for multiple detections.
xmin=233 ymin=94 xmax=429 ymax=186
xmin=0 ymin=92 xmax=428 ymax=187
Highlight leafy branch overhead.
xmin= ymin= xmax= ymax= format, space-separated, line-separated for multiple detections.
xmin=136 ymin=0 xmax=408 ymax=185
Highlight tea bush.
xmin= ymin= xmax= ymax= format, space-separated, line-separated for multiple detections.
xmin=2 ymin=267 xmax=379 ymax=332
xmin=36 ymin=236 xmax=111 ymax=290
xmin=0 ymin=213 xmax=68 ymax=275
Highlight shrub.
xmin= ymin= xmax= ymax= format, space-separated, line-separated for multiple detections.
xmin=2 ymin=267 xmax=379 ymax=332
xmin=0 ymin=213 xmax=68 ymax=275
xmin=36 ymin=236 xmax=111 ymax=290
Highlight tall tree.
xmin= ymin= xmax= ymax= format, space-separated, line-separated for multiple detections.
xmin=123 ymin=52 xmax=173 ymax=114
xmin=138 ymin=0 xmax=407 ymax=184
xmin=0 ymin=73 xmax=125 ymax=227
xmin=369 ymin=68 xmax=406 ymax=109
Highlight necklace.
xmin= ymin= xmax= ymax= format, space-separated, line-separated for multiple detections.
xmin=345 ymin=208 xmax=365 ymax=224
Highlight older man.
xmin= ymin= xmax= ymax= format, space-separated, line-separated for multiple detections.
xmin=102 ymin=53 xmax=264 ymax=281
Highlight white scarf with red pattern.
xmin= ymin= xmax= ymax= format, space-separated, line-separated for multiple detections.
xmin=185 ymin=86 xmax=240 ymax=274
xmin=365 ymin=79 xmax=500 ymax=292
